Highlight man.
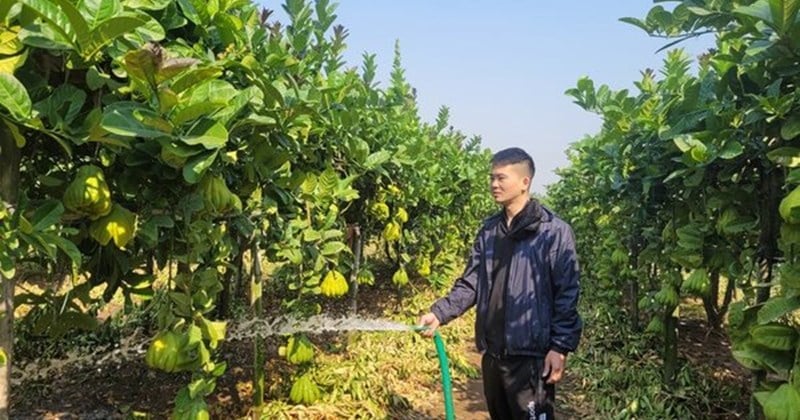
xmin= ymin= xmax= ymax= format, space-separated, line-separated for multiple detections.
xmin=418 ymin=147 xmax=582 ymax=419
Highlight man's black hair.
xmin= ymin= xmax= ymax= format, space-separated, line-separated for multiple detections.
xmin=491 ymin=147 xmax=535 ymax=179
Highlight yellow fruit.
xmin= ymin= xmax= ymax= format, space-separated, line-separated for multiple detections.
xmin=382 ymin=222 xmax=401 ymax=242
xmin=198 ymin=174 xmax=240 ymax=215
xmin=416 ymin=257 xmax=431 ymax=277
xmin=320 ymin=270 xmax=348 ymax=297
xmin=89 ymin=204 xmax=137 ymax=248
xmin=63 ymin=165 xmax=112 ymax=219
xmin=369 ymin=202 xmax=390 ymax=220
xmin=145 ymin=330 xmax=184 ymax=373
xmin=290 ymin=374 xmax=320 ymax=405
xmin=392 ymin=266 xmax=409 ymax=287
xmin=357 ymin=269 xmax=375 ymax=285
xmin=395 ymin=207 xmax=408 ymax=224
xmin=283 ymin=335 xmax=314 ymax=364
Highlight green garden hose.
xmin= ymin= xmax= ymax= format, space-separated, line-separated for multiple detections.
xmin=411 ymin=326 xmax=455 ymax=420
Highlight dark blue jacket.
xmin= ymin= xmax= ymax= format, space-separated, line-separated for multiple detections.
xmin=431 ymin=206 xmax=582 ymax=357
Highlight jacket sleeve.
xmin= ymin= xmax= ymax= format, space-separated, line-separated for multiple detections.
xmin=549 ymin=223 xmax=583 ymax=354
xmin=430 ymin=231 xmax=483 ymax=325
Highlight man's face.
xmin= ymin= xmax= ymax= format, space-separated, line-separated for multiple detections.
xmin=490 ymin=163 xmax=530 ymax=205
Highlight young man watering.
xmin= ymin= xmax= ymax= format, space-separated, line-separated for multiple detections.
xmin=418 ymin=148 xmax=582 ymax=419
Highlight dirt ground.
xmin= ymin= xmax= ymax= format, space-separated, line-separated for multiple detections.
xmin=10 ymin=282 xmax=748 ymax=419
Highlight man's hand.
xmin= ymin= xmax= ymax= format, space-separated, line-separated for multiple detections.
xmin=542 ymin=350 xmax=567 ymax=384
xmin=417 ymin=313 xmax=441 ymax=338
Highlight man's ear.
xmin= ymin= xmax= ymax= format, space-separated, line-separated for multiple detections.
xmin=523 ymin=175 xmax=532 ymax=191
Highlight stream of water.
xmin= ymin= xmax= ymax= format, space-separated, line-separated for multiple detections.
xmin=14 ymin=315 xmax=417 ymax=386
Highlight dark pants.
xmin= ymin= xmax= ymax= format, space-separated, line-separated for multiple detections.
xmin=481 ymin=353 xmax=556 ymax=420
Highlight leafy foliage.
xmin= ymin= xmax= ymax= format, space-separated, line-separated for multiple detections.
xmin=550 ymin=0 xmax=800 ymax=417
xmin=1 ymin=0 xmax=494 ymax=415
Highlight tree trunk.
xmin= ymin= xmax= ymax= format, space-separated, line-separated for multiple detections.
xmin=0 ymin=128 xmax=21 ymax=419
xmin=348 ymin=225 xmax=361 ymax=315
xmin=251 ymin=242 xmax=265 ymax=407
xmin=750 ymin=164 xmax=781 ymax=420
xmin=720 ymin=274 xmax=735 ymax=320
xmin=216 ymin=238 xmax=241 ymax=319
xmin=702 ymin=269 xmax=722 ymax=330
xmin=629 ymin=250 xmax=640 ymax=331
xmin=663 ymin=310 xmax=678 ymax=387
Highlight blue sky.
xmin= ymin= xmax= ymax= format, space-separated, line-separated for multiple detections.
xmin=263 ymin=1 xmax=713 ymax=194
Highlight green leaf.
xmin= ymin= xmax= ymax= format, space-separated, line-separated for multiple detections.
xmin=278 ymin=248 xmax=302 ymax=265
xmin=30 ymin=200 xmax=63 ymax=231
xmin=177 ymin=0 xmax=204 ymax=24
xmin=198 ymin=317 xmax=226 ymax=349
xmin=124 ymin=11 xmax=166 ymax=43
xmin=299 ymin=173 xmax=317 ymax=195
xmin=125 ymin=0 xmax=171 ymax=10
xmin=303 ymin=229 xmax=321 ymax=242
xmin=49 ymin=0 xmax=91 ymax=47
xmin=364 ymin=150 xmax=391 ymax=169
xmin=2 ymin=120 xmax=25 ymax=147
xmin=17 ymin=20 xmax=73 ymax=50
xmin=187 ymin=377 xmax=214 ymax=400
xmin=182 ymin=150 xmax=218 ymax=184
xmin=84 ymin=15 xmax=146 ymax=58
xmin=169 ymin=292 xmax=192 ymax=316
xmin=758 ymin=296 xmax=800 ymax=324
xmin=719 ymin=140 xmax=744 ymax=159
xmin=0 ymin=253 xmax=15 ymax=279
xmin=36 ymin=83 xmax=86 ymax=127
xmin=782 ymin=115 xmax=800 ymax=140
xmin=80 ymin=0 xmax=121 ymax=28
xmin=768 ymin=147 xmax=800 ymax=167
xmin=156 ymin=57 xmax=199 ymax=84
xmin=769 ymin=0 xmax=800 ymax=33
xmin=618 ymin=16 xmax=651 ymax=33
xmin=733 ymin=341 xmax=794 ymax=373
xmin=172 ymin=79 xmax=237 ymax=125
xmin=321 ymin=229 xmax=342 ymax=241
xmin=673 ymin=135 xmax=709 ymax=163
xmin=0 ymin=73 xmax=31 ymax=121
xmin=138 ymin=214 xmax=174 ymax=247
xmin=686 ymin=6 xmax=714 ymax=16
xmin=0 ymin=0 xmax=13 ymax=22
xmin=101 ymin=102 xmax=173 ymax=138
xmin=0 ymin=50 xmax=28 ymax=74
xmin=734 ymin=1 xmax=774 ymax=25
xmin=780 ymin=185 xmax=800 ymax=224
xmin=19 ymin=230 xmax=57 ymax=260
xmin=318 ymin=168 xmax=339 ymax=194
xmin=321 ymin=241 xmax=346 ymax=256
xmin=170 ymin=67 xmax=223 ymax=94
xmin=755 ymin=383 xmax=800 ymax=420
xmin=123 ymin=45 xmax=160 ymax=89
xmin=46 ymin=234 xmax=81 ymax=267
xmin=19 ymin=0 xmax=82 ymax=48
xmin=180 ymin=119 xmax=228 ymax=149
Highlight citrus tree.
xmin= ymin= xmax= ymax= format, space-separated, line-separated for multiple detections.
xmin=550 ymin=1 xmax=800 ymax=417
xmin=0 ymin=0 xmax=494 ymax=417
